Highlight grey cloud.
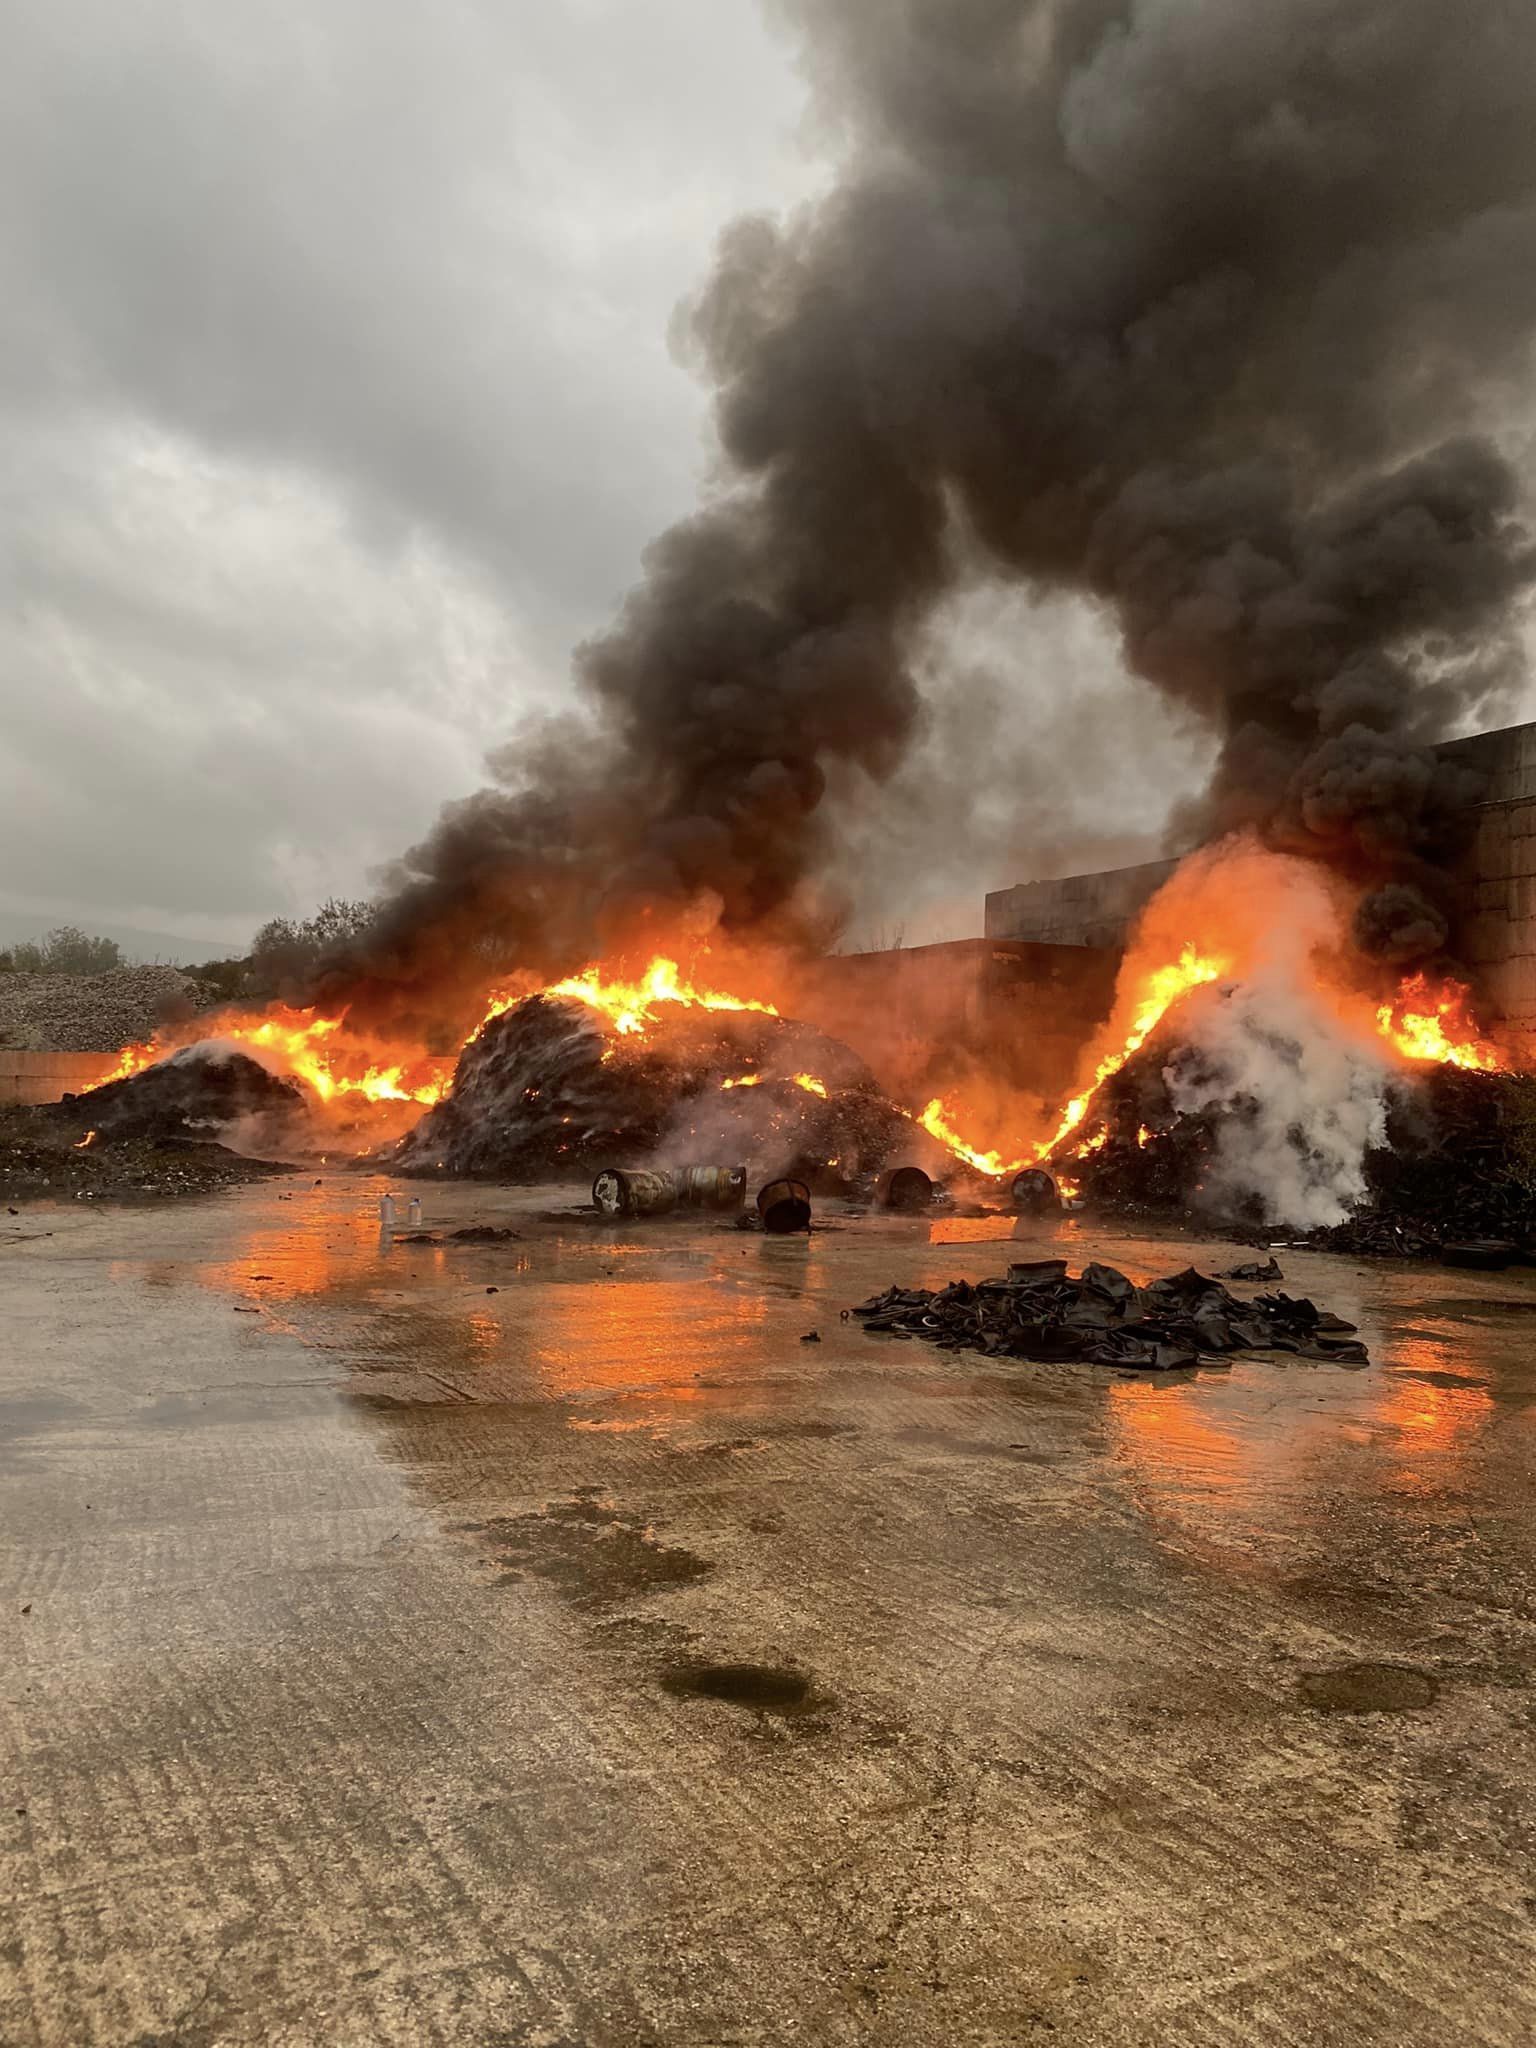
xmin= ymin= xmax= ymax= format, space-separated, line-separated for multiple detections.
xmin=0 ymin=0 xmax=810 ymax=945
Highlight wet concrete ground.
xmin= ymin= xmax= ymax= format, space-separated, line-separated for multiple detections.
xmin=4 ymin=1178 xmax=1536 ymax=2046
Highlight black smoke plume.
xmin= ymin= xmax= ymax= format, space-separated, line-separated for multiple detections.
xmin=336 ymin=0 xmax=1536 ymax=1032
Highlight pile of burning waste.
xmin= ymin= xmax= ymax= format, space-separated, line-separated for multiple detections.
xmin=25 ymin=955 xmax=992 ymax=1199
xmin=1034 ymin=970 xmax=1536 ymax=1259
xmin=0 ymin=1043 xmax=308 ymax=1203
xmin=46 ymin=1043 xmax=311 ymax=1150
xmin=395 ymin=987 xmax=924 ymax=1191
xmin=23 ymin=836 xmax=1536 ymax=1260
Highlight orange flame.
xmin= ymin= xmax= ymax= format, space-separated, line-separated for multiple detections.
xmin=917 ymin=1098 xmax=1023 ymax=1178
xmin=535 ymin=957 xmax=780 ymax=1038
xmin=74 ymin=1129 xmax=97 ymax=1149
xmin=1376 ymin=973 xmax=1502 ymax=1074
xmin=722 ymin=1069 xmax=827 ymax=1098
xmin=1037 ymin=945 xmax=1226 ymax=1163
xmin=103 ymin=1008 xmax=450 ymax=1108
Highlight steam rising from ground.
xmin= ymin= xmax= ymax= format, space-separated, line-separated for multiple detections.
xmin=1167 ymin=980 xmax=1390 ymax=1230
xmin=1069 ymin=837 xmax=1395 ymax=1227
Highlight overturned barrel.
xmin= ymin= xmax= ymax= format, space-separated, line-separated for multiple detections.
xmin=880 ymin=1165 xmax=934 ymax=1213
xmin=592 ymin=1168 xmax=679 ymax=1218
xmin=677 ymin=1164 xmax=748 ymax=1211
xmin=757 ymin=1178 xmax=812 ymax=1234
xmin=593 ymin=1164 xmax=749 ymax=1218
xmin=1009 ymin=1167 xmax=1058 ymax=1214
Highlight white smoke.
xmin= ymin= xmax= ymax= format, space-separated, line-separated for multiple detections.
xmin=1165 ymin=977 xmax=1392 ymax=1231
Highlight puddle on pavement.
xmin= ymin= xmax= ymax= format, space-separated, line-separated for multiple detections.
xmin=56 ymin=1184 xmax=1535 ymax=1606
xmin=1413 ymin=1296 xmax=1536 ymax=1321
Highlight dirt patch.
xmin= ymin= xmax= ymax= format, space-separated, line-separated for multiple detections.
xmin=661 ymin=1661 xmax=816 ymax=1713
xmin=484 ymin=1495 xmax=713 ymax=1610
xmin=1297 ymin=1663 xmax=1441 ymax=1713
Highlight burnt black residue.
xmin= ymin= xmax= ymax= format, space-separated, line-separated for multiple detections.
xmin=1298 ymin=1663 xmax=1441 ymax=1714
xmin=485 ymin=1495 xmax=712 ymax=1611
xmin=661 ymin=1661 xmax=815 ymax=1713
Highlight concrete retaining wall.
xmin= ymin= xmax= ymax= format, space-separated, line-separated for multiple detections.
xmin=1459 ymin=797 xmax=1536 ymax=1052
xmin=985 ymin=859 xmax=1175 ymax=950
xmin=0 ymin=1051 xmax=118 ymax=1107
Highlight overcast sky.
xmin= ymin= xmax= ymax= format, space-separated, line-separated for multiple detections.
xmin=0 ymin=0 xmax=1207 ymax=959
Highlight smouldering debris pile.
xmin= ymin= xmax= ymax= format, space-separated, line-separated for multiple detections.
xmin=396 ymin=992 xmax=922 ymax=1187
xmin=47 ymin=1045 xmax=309 ymax=1148
xmin=1068 ymin=1046 xmax=1536 ymax=1256
xmin=854 ymin=1260 xmax=1368 ymax=1372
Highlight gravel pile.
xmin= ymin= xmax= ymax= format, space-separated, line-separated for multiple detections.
xmin=0 ymin=967 xmax=215 ymax=1052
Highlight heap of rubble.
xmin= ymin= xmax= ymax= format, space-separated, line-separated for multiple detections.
xmin=45 ymin=1045 xmax=309 ymax=1145
xmin=1 ymin=1044 xmax=308 ymax=1203
xmin=0 ymin=967 xmax=215 ymax=1052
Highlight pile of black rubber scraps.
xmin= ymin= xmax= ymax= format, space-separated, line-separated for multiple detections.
xmin=852 ymin=1258 xmax=1368 ymax=1371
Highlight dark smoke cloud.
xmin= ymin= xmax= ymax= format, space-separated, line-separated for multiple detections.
xmin=342 ymin=0 xmax=1536 ymax=1027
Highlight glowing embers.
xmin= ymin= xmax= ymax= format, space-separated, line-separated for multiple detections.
xmin=1377 ymin=973 xmax=1503 ymax=1073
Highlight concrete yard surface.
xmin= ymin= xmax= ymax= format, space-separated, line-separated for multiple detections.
xmin=4 ymin=1181 xmax=1536 ymax=2046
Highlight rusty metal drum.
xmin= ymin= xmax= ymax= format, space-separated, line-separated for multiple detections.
xmin=880 ymin=1165 xmax=934 ymax=1212
xmin=677 ymin=1165 xmax=748 ymax=1210
xmin=756 ymin=1178 xmax=812 ymax=1233
xmin=592 ymin=1168 xmax=678 ymax=1217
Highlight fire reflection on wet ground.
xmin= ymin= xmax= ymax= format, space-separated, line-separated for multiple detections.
xmin=12 ymin=1175 xmax=1536 ymax=2048
xmin=103 ymin=1179 xmax=1535 ymax=1542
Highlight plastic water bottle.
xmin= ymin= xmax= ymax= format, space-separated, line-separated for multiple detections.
xmin=379 ymin=1193 xmax=396 ymax=1229
xmin=407 ymin=1197 xmax=423 ymax=1228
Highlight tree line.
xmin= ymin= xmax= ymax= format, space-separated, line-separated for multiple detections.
xmin=0 ymin=900 xmax=377 ymax=999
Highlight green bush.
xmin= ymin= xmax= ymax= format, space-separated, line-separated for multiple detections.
xmin=2 ymin=926 xmax=123 ymax=975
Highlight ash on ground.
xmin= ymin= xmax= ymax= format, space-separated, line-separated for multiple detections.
xmin=396 ymin=993 xmax=927 ymax=1190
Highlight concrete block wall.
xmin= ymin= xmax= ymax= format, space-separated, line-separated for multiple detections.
xmin=985 ymin=858 xmax=1177 ymax=949
xmin=1442 ymin=722 xmax=1536 ymax=806
xmin=0 ymin=1051 xmax=118 ymax=1107
xmin=1458 ymin=797 xmax=1536 ymax=1050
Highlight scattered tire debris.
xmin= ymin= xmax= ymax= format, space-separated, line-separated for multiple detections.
xmin=852 ymin=1260 xmax=1368 ymax=1370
